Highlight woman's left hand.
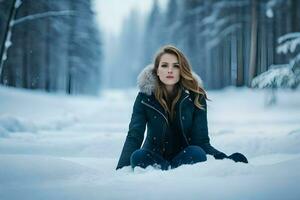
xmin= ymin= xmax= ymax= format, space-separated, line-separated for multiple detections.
xmin=213 ymin=152 xmax=228 ymax=160
xmin=227 ymin=152 xmax=248 ymax=163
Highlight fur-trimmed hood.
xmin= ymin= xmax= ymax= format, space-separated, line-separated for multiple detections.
xmin=137 ymin=64 xmax=203 ymax=95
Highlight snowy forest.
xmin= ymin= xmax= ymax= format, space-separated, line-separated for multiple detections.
xmin=107 ymin=0 xmax=300 ymax=90
xmin=1 ymin=1 xmax=300 ymax=200
xmin=1 ymin=0 xmax=300 ymax=92
xmin=0 ymin=0 xmax=102 ymax=95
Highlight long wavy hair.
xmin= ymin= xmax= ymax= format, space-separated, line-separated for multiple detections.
xmin=152 ymin=45 xmax=208 ymax=121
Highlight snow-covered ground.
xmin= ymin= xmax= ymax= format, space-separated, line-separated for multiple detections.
xmin=0 ymin=86 xmax=300 ymax=200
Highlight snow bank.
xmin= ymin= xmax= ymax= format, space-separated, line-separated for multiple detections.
xmin=0 ymin=85 xmax=300 ymax=200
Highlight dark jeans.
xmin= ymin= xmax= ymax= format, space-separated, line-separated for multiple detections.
xmin=130 ymin=145 xmax=207 ymax=170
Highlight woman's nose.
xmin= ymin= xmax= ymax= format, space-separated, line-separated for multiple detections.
xmin=168 ymin=67 xmax=173 ymax=73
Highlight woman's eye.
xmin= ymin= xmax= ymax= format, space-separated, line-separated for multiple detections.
xmin=161 ymin=64 xmax=167 ymax=68
xmin=174 ymin=64 xmax=179 ymax=68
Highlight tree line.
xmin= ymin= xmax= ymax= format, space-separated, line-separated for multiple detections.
xmin=111 ymin=0 xmax=300 ymax=89
xmin=0 ymin=0 xmax=102 ymax=95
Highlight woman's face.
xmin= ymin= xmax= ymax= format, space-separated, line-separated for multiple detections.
xmin=156 ymin=53 xmax=180 ymax=87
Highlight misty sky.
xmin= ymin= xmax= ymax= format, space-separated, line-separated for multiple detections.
xmin=93 ymin=0 xmax=167 ymax=36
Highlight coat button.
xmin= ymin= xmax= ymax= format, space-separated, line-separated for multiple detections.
xmin=147 ymin=98 xmax=150 ymax=102
xmin=153 ymin=137 xmax=156 ymax=140
xmin=182 ymin=116 xmax=185 ymax=120
xmin=154 ymin=115 xmax=157 ymax=119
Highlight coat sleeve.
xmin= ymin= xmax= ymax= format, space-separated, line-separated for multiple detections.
xmin=190 ymin=95 xmax=224 ymax=156
xmin=116 ymin=92 xmax=147 ymax=170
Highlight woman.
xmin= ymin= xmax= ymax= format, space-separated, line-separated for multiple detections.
xmin=116 ymin=45 xmax=248 ymax=170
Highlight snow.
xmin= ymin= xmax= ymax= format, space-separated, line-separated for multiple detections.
xmin=0 ymin=85 xmax=300 ymax=199
xmin=207 ymin=23 xmax=241 ymax=49
xmin=12 ymin=10 xmax=76 ymax=26
xmin=15 ymin=0 xmax=22 ymax=9
xmin=251 ymin=64 xmax=298 ymax=88
xmin=266 ymin=8 xmax=274 ymax=18
xmin=1 ymin=20 xmax=12 ymax=65
xmin=266 ymin=0 xmax=280 ymax=18
xmin=277 ymin=32 xmax=300 ymax=54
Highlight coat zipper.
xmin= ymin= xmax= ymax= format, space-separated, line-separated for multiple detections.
xmin=179 ymin=95 xmax=189 ymax=145
xmin=142 ymin=96 xmax=190 ymax=148
xmin=141 ymin=100 xmax=169 ymax=152
xmin=141 ymin=100 xmax=169 ymax=126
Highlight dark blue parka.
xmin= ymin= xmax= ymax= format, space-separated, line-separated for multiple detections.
xmin=116 ymin=65 xmax=224 ymax=169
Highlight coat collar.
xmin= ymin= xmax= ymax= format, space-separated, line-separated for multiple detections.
xmin=137 ymin=64 xmax=203 ymax=96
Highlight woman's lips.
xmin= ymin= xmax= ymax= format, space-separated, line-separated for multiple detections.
xmin=166 ymin=76 xmax=174 ymax=78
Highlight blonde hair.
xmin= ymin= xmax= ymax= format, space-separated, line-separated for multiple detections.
xmin=152 ymin=45 xmax=208 ymax=121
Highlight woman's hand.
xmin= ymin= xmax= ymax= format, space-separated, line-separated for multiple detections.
xmin=213 ymin=152 xmax=248 ymax=163
xmin=227 ymin=152 xmax=248 ymax=163
xmin=213 ymin=152 xmax=228 ymax=160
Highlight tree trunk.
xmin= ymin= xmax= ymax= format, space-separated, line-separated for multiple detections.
xmin=0 ymin=0 xmax=17 ymax=83
xmin=249 ymin=0 xmax=258 ymax=86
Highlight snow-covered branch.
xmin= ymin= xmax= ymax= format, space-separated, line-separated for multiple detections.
xmin=265 ymin=0 xmax=285 ymax=18
xmin=15 ymin=0 xmax=22 ymax=8
xmin=207 ymin=23 xmax=242 ymax=49
xmin=1 ymin=9 xmax=76 ymax=77
xmin=0 ymin=0 xmax=20 ymax=78
xmin=12 ymin=10 xmax=76 ymax=26
xmin=251 ymin=64 xmax=298 ymax=89
xmin=214 ymin=0 xmax=249 ymax=9
xmin=2 ymin=31 xmax=12 ymax=62
xmin=278 ymin=32 xmax=300 ymax=43
xmin=277 ymin=32 xmax=300 ymax=54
